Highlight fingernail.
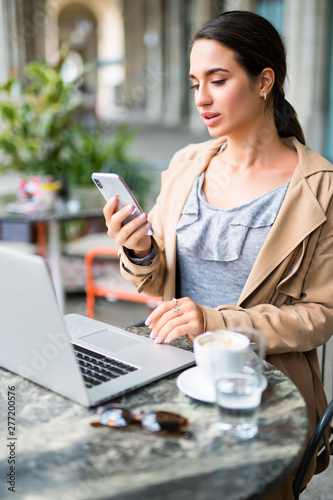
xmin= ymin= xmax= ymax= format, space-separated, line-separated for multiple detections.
xmin=149 ymin=330 xmax=156 ymax=339
xmin=154 ymin=337 xmax=161 ymax=344
xmin=163 ymin=337 xmax=170 ymax=344
xmin=110 ymin=196 xmax=116 ymax=204
xmin=126 ymin=204 xmax=134 ymax=212
xmin=145 ymin=317 xmax=152 ymax=326
xmin=139 ymin=213 xmax=147 ymax=221
xmin=145 ymin=222 xmax=151 ymax=229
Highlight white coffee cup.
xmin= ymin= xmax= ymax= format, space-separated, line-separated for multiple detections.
xmin=193 ymin=330 xmax=250 ymax=382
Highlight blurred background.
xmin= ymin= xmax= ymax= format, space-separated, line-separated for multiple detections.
xmin=0 ymin=0 xmax=332 ymax=156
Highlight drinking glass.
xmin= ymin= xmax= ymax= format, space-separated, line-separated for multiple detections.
xmin=212 ymin=328 xmax=267 ymax=440
xmin=216 ymin=371 xmax=262 ymax=439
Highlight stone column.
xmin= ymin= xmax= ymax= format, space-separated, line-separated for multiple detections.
xmin=3 ymin=0 xmax=25 ymax=79
xmin=0 ymin=0 xmax=8 ymax=84
xmin=45 ymin=0 xmax=59 ymax=64
xmin=23 ymin=0 xmax=46 ymax=62
xmin=96 ymin=0 xmax=124 ymax=118
xmin=163 ymin=0 xmax=183 ymax=126
xmin=123 ymin=0 xmax=146 ymax=111
xmin=0 ymin=0 xmax=47 ymax=83
xmin=284 ymin=0 xmax=331 ymax=153
xmin=145 ymin=0 xmax=163 ymax=121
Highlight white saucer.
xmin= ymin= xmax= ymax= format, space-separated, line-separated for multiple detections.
xmin=176 ymin=366 xmax=216 ymax=403
xmin=176 ymin=366 xmax=268 ymax=404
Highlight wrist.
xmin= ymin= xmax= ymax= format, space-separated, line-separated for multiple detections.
xmin=131 ymin=240 xmax=153 ymax=259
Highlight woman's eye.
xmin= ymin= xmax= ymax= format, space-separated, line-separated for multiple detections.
xmin=189 ymin=79 xmax=226 ymax=90
xmin=212 ymin=79 xmax=226 ymax=85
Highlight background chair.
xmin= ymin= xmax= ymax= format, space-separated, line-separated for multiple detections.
xmin=84 ymin=243 xmax=161 ymax=319
xmin=320 ymin=340 xmax=333 ymax=455
xmin=293 ymin=340 xmax=333 ymax=499
xmin=293 ymin=398 xmax=333 ymax=499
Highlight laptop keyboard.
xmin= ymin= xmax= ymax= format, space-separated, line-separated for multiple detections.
xmin=73 ymin=344 xmax=138 ymax=388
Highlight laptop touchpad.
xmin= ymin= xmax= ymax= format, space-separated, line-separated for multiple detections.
xmin=80 ymin=329 xmax=144 ymax=352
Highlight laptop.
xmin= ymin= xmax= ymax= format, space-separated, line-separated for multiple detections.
xmin=0 ymin=246 xmax=195 ymax=407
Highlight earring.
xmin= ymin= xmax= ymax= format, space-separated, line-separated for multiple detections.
xmin=264 ymin=92 xmax=267 ymax=101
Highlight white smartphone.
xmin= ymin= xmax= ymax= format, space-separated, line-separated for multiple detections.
xmin=91 ymin=172 xmax=153 ymax=236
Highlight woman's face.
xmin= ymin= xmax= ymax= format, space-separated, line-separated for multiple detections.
xmin=189 ymin=39 xmax=263 ymax=139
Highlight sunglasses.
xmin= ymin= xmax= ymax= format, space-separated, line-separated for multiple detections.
xmin=90 ymin=403 xmax=191 ymax=437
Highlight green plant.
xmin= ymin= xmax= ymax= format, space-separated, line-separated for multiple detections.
xmin=0 ymin=48 xmax=149 ymax=196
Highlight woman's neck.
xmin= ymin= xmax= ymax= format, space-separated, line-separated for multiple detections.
xmin=219 ymin=129 xmax=295 ymax=173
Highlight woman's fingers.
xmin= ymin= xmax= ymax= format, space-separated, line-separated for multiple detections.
xmin=146 ymin=298 xmax=204 ymax=344
xmin=148 ymin=304 xmax=183 ymax=341
xmin=103 ymin=195 xmax=119 ymax=228
xmin=145 ymin=300 xmax=175 ymax=326
xmin=106 ymin=203 xmax=136 ymax=237
xmin=114 ymin=210 xmax=151 ymax=245
xmin=103 ymin=197 xmax=152 ymax=253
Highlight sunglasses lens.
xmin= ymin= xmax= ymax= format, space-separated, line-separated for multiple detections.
xmin=141 ymin=411 xmax=188 ymax=432
xmin=99 ymin=406 xmax=133 ymax=427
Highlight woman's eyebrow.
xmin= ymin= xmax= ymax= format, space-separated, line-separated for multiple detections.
xmin=188 ymin=67 xmax=230 ymax=79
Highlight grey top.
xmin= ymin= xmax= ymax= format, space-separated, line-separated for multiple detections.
xmin=176 ymin=173 xmax=290 ymax=307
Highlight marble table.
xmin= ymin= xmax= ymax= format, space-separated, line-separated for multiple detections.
xmin=0 ymin=327 xmax=308 ymax=500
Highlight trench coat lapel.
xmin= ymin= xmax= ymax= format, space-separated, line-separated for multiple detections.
xmin=238 ymin=140 xmax=328 ymax=304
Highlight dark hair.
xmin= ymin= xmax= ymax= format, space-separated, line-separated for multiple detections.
xmin=191 ymin=10 xmax=305 ymax=145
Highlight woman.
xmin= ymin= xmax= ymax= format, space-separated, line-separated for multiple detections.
xmin=104 ymin=10 xmax=332 ymax=498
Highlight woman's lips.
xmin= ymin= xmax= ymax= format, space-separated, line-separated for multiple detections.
xmin=201 ymin=112 xmax=220 ymax=127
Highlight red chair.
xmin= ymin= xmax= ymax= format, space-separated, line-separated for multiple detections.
xmin=84 ymin=245 xmax=161 ymax=319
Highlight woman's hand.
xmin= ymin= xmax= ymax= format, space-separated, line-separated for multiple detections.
xmin=145 ymin=297 xmax=204 ymax=344
xmin=103 ymin=195 xmax=152 ymax=257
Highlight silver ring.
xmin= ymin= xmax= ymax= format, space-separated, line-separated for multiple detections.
xmin=172 ymin=306 xmax=180 ymax=316
xmin=172 ymin=298 xmax=180 ymax=316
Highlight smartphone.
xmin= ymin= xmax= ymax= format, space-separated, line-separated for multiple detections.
xmin=91 ymin=172 xmax=153 ymax=236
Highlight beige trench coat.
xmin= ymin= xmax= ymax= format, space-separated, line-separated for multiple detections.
xmin=119 ymin=136 xmax=333 ymax=487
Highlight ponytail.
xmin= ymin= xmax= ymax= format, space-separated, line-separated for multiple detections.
xmin=273 ymin=91 xmax=305 ymax=145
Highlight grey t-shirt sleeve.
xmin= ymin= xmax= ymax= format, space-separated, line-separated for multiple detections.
xmin=124 ymin=245 xmax=156 ymax=267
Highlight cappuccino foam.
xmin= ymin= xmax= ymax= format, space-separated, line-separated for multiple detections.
xmin=199 ymin=332 xmax=249 ymax=351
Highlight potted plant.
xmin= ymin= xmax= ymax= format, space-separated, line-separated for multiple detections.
xmin=0 ymin=46 xmax=152 ymax=209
